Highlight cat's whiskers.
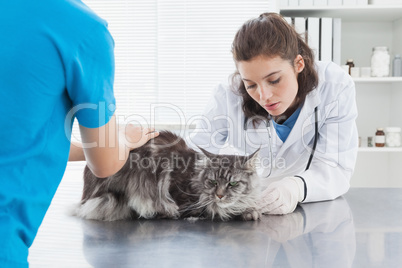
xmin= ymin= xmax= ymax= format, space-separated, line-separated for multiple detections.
xmin=196 ymin=206 xmax=209 ymax=218
xmin=172 ymin=181 xmax=199 ymax=197
xmin=179 ymin=199 xmax=213 ymax=214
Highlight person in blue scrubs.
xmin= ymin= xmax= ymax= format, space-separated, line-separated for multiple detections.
xmin=0 ymin=1 xmax=158 ymax=267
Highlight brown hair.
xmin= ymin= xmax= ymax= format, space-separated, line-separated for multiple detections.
xmin=231 ymin=12 xmax=318 ymax=126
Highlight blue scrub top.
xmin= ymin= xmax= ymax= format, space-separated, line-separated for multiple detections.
xmin=0 ymin=0 xmax=116 ymax=266
xmin=272 ymin=106 xmax=302 ymax=142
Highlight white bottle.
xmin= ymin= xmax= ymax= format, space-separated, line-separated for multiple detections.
xmin=393 ymin=54 xmax=402 ymax=77
xmin=385 ymin=127 xmax=401 ymax=147
xmin=371 ymin=47 xmax=390 ymax=77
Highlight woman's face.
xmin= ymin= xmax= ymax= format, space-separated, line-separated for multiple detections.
xmin=237 ymin=55 xmax=304 ymax=118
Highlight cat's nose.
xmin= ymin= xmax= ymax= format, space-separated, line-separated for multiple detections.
xmin=216 ymin=194 xmax=224 ymax=199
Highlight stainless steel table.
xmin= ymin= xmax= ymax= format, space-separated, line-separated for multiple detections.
xmin=29 ymin=167 xmax=402 ymax=267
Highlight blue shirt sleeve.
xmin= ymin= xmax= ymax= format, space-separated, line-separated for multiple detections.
xmin=65 ymin=23 xmax=116 ymax=128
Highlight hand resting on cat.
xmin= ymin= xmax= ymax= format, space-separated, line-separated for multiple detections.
xmin=72 ymin=131 xmax=261 ymax=221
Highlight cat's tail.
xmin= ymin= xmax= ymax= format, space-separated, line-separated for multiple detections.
xmin=71 ymin=194 xmax=134 ymax=221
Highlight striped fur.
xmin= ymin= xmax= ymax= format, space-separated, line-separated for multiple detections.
xmin=73 ymin=131 xmax=261 ymax=221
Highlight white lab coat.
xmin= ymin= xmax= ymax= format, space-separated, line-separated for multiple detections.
xmin=187 ymin=61 xmax=358 ymax=203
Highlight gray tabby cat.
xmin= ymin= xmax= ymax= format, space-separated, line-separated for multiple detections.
xmin=73 ymin=131 xmax=261 ymax=221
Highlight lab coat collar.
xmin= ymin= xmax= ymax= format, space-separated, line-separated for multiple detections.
xmin=275 ymin=89 xmax=321 ymax=158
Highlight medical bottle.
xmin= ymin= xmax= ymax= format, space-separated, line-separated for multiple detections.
xmin=371 ymin=47 xmax=390 ymax=77
xmin=345 ymin=59 xmax=355 ymax=75
xmin=367 ymin=137 xmax=373 ymax=147
xmin=393 ymin=54 xmax=402 ymax=77
xmin=385 ymin=127 xmax=401 ymax=147
xmin=375 ymin=128 xmax=385 ymax=147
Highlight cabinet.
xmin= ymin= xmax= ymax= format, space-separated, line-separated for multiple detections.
xmin=279 ymin=5 xmax=402 ymax=187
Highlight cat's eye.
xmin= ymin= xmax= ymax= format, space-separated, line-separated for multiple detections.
xmin=209 ymin=180 xmax=218 ymax=186
xmin=229 ymin=181 xmax=238 ymax=187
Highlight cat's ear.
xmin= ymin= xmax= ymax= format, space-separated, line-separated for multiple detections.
xmin=243 ymin=148 xmax=260 ymax=169
xmin=198 ymin=147 xmax=216 ymax=159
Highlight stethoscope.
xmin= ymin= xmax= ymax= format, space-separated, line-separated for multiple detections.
xmin=243 ymin=107 xmax=319 ymax=178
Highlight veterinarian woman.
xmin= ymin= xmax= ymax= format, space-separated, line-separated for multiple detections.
xmin=188 ymin=13 xmax=358 ymax=215
xmin=0 ymin=1 xmax=157 ymax=267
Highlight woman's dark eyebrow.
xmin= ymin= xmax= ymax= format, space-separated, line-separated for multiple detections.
xmin=242 ymin=71 xmax=281 ymax=82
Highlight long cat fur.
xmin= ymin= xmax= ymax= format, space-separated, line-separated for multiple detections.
xmin=73 ymin=131 xmax=261 ymax=221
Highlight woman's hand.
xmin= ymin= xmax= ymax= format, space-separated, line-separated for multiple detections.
xmin=257 ymin=176 xmax=304 ymax=215
xmin=119 ymin=124 xmax=159 ymax=151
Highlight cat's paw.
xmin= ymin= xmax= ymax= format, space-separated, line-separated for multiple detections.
xmin=242 ymin=209 xmax=261 ymax=221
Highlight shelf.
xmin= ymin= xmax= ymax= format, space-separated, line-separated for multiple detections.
xmin=353 ymin=77 xmax=402 ymax=83
xmin=358 ymin=147 xmax=402 ymax=152
xmin=280 ymin=5 xmax=402 ymax=22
